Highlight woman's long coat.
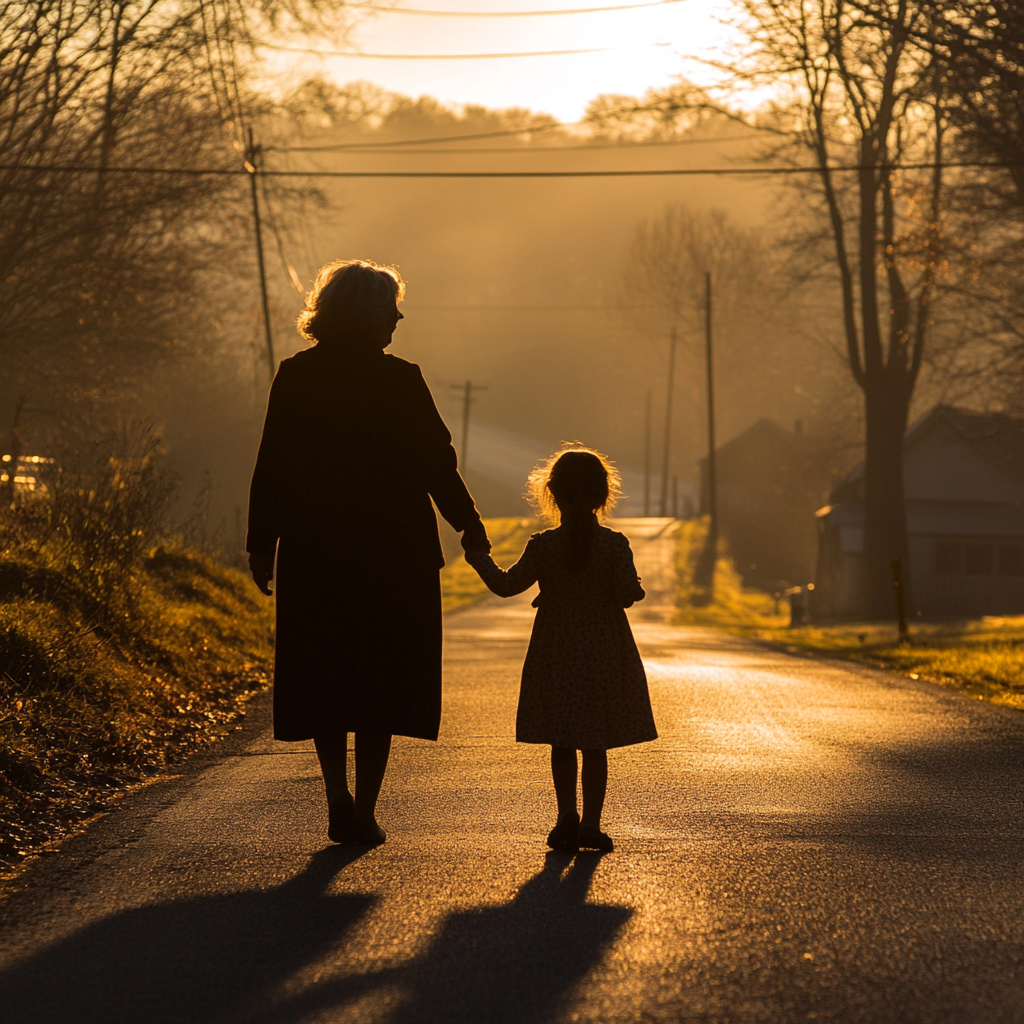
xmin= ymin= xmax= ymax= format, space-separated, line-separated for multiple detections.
xmin=246 ymin=343 xmax=480 ymax=741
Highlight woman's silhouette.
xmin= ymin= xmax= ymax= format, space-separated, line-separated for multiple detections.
xmin=247 ymin=259 xmax=489 ymax=844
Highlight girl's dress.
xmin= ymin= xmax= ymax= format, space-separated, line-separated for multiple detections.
xmin=467 ymin=525 xmax=658 ymax=750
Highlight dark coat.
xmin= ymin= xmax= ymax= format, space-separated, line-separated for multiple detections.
xmin=246 ymin=343 xmax=480 ymax=742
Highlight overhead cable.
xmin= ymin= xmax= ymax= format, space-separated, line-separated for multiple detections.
xmin=260 ymin=41 xmax=669 ymax=59
xmin=287 ymin=135 xmax=760 ymax=155
xmin=1 ymin=160 xmax=1014 ymax=178
xmin=348 ymin=0 xmax=686 ymax=15
xmin=269 ymin=104 xmax=726 ymax=152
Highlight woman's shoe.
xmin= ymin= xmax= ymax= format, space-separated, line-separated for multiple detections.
xmin=354 ymin=819 xmax=387 ymax=846
xmin=577 ymin=825 xmax=614 ymax=852
xmin=327 ymin=794 xmax=359 ymax=844
xmin=546 ymin=812 xmax=580 ymax=853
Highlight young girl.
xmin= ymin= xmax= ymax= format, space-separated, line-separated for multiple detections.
xmin=465 ymin=445 xmax=658 ymax=852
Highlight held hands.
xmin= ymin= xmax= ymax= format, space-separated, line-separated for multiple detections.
xmin=461 ymin=518 xmax=491 ymax=556
xmin=249 ymin=552 xmax=275 ymax=596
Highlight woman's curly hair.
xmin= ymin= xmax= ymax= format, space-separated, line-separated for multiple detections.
xmin=296 ymin=259 xmax=405 ymax=344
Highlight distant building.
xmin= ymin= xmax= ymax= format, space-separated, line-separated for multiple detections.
xmin=699 ymin=418 xmax=836 ymax=590
xmin=814 ymin=405 xmax=1024 ymax=619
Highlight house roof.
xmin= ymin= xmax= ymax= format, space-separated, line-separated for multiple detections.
xmin=831 ymin=404 xmax=1024 ymax=502
xmin=699 ymin=417 xmax=818 ymax=465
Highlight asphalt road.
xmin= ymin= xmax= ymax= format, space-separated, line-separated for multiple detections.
xmin=2 ymin=519 xmax=1024 ymax=1023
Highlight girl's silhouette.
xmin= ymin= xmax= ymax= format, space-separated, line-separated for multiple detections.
xmin=465 ymin=446 xmax=657 ymax=852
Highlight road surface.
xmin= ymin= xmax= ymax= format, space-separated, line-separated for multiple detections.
xmin=2 ymin=518 xmax=1024 ymax=1022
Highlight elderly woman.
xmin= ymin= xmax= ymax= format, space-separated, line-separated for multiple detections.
xmin=247 ymin=259 xmax=489 ymax=845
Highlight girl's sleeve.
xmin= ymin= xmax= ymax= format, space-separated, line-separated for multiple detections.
xmin=465 ymin=536 xmax=543 ymax=597
xmin=611 ymin=534 xmax=646 ymax=608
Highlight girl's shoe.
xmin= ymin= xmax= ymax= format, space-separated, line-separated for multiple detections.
xmin=546 ymin=812 xmax=580 ymax=853
xmin=328 ymin=795 xmax=358 ymax=844
xmin=578 ymin=825 xmax=614 ymax=852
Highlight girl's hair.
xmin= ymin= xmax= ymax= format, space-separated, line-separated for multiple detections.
xmin=296 ymin=259 xmax=405 ymax=344
xmin=527 ymin=444 xmax=622 ymax=570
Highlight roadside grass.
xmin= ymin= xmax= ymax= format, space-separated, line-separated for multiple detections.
xmin=441 ymin=517 xmax=539 ymax=614
xmin=751 ymin=619 xmax=1024 ymax=709
xmin=673 ymin=516 xmax=788 ymax=629
xmin=0 ymin=546 xmax=274 ymax=871
xmin=669 ymin=518 xmax=1024 ymax=710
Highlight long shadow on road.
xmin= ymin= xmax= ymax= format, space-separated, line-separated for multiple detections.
xmin=263 ymin=851 xmax=631 ymax=1024
xmin=0 ymin=848 xmax=630 ymax=1024
xmin=0 ymin=846 xmax=376 ymax=1024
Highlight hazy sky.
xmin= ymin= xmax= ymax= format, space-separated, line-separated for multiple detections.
xmin=270 ymin=0 xmax=739 ymax=121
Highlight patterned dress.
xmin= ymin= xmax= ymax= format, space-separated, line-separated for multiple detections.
xmin=467 ymin=525 xmax=658 ymax=750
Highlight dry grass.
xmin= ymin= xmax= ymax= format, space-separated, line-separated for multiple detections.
xmin=752 ymin=618 xmax=1024 ymax=709
xmin=0 ymin=434 xmax=276 ymax=872
xmin=0 ymin=546 xmax=275 ymax=870
xmin=441 ymin=517 xmax=539 ymax=614
xmin=670 ymin=519 xmax=1024 ymax=712
xmin=673 ymin=517 xmax=788 ymax=629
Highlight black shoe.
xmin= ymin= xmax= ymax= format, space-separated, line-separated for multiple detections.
xmin=546 ymin=812 xmax=580 ymax=853
xmin=577 ymin=825 xmax=614 ymax=852
xmin=354 ymin=820 xmax=386 ymax=845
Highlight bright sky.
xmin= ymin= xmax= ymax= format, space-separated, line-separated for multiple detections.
xmin=272 ymin=0 xmax=740 ymax=122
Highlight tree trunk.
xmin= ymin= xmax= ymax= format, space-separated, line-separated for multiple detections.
xmin=861 ymin=373 xmax=914 ymax=619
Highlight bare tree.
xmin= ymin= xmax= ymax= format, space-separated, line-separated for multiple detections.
xmin=0 ymin=1 xmax=355 ymax=444
xmin=719 ymin=0 xmax=946 ymax=618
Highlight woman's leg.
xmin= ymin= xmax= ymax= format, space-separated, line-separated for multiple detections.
xmin=550 ymin=746 xmax=579 ymax=820
xmin=354 ymin=731 xmax=393 ymax=826
xmin=314 ymin=734 xmax=351 ymax=809
xmin=580 ymin=749 xmax=608 ymax=829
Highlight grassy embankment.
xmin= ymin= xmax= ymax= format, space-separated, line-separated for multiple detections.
xmin=675 ymin=516 xmax=1024 ymax=709
xmin=672 ymin=517 xmax=788 ymax=629
xmin=0 ymin=437 xmax=279 ymax=872
xmin=0 ymin=545 xmax=274 ymax=870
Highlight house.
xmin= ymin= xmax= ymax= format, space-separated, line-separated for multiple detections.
xmin=814 ymin=405 xmax=1024 ymax=619
xmin=699 ymin=418 xmax=836 ymax=590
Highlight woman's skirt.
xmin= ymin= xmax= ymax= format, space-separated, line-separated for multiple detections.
xmin=272 ymin=543 xmax=442 ymax=741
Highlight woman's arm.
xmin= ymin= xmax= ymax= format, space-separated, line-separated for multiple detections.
xmin=610 ymin=534 xmax=646 ymax=608
xmin=246 ymin=362 xmax=293 ymax=566
xmin=465 ymin=537 xmax=542 ymax=598
xmin=405 ymin=365 xmax=485 ymax=542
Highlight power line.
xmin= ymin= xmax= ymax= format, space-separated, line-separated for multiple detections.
xmin=271 ymin=122 xmax=566 ymax=151
xmin=268 ymin=101 xmax=692 ymax=151
xmin=260 ymin=41 xmax=667 ymax=59
xmin=347 ymin=0 xmax=686 ymax=16
xmin=2 ymin=160 xmax=1016 ymax=178
xmin=407 ymin=303 xmax=658 ymax=309
xmin=288 ymin=134 xmax=758 ymax=155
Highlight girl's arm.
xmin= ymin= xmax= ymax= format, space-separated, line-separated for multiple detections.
xmin=611 ymin=534 xmax=646 ymax=608
xmin=465 ymin=536 xmax=542 ymax=597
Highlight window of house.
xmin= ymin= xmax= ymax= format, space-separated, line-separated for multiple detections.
xmin=964 ymin=543 xmax=995 ymax=575
xmin=998 ymin=545 xmax=1024 ymax=576
xmin=934 ymin=542 xmax=961 ymax=574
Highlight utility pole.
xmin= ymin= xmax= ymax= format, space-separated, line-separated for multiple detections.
xmin=450 ymin=380 xmax=487 ymax=472
xmin=643 ymin=390 xmax=652 ymax=517
xmin=659 ymin=325 xmax=678 ymax=517
xmin=245 ymin=128 xmax=275 ymax=384
xmin=704 ymin=271 xmax=719 ymax=564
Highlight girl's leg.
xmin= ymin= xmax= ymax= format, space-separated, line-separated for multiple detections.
xmin=550 ymin=746 xmax=579 ymax=820
xmin=354 ymin=731 xmax=393 ymax=827
xmin=580 ymin=749 xmax=608 ymax=829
